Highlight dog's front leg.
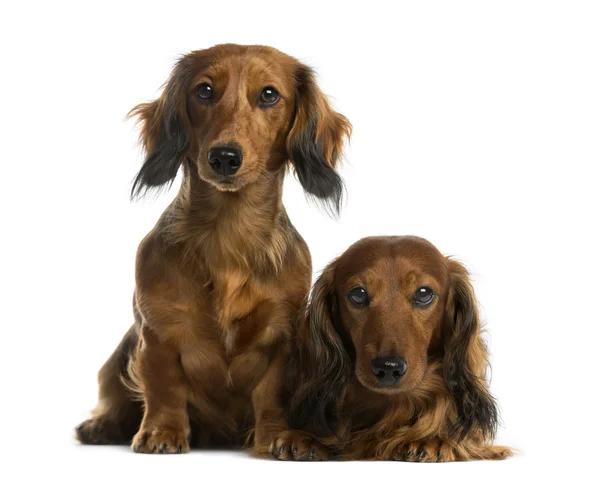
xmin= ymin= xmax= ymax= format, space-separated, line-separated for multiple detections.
xmin=251 ymin=346 xmax=290 ymax=455
xmin=253 ymin=351 xmax=330 ymax=461
xmin=131 ymin=325 xmax=190 ymax=454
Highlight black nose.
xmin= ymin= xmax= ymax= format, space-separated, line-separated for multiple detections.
xmin=208 ymin=146 xmax=243 ymax=176
xmin=371 ymin=356 xmax=407 ymax=385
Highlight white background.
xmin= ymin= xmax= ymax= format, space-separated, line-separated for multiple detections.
xmin=1 ymin=1 xmax=599 ymax=477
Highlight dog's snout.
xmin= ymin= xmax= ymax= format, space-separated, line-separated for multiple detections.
xmin=208 ymin=146 xmax=243 ymax=177
xmin=371 ymin=356 xmax=407 ymax=385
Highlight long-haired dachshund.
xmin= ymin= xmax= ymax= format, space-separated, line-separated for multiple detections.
xmin=75 ymin=44 xmax=350 ymax=454
xmin=272 ymin=236 xmax=511 ymax=461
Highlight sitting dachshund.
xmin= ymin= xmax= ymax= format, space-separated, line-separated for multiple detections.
xmin=75 ymin=44 xmax=350 ymax=454
xmin=272 ymin=236 xmax=512 ymax=461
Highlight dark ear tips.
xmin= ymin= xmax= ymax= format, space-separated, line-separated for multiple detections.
xmin=289 ymin=129 xmax=345 ymax=217
xmin=130 ymin=121 xmax=188 ymax=200
xmin=130 ymin=154 xmax=182 ymax=200
xmin=287 ymin=65 xmax=350 ymax=216
xmin=287 ymin=260 xmax=350 ymax=435
xmin=128 ymin=60 xmax=191 ymax=200
xmin=443 ymin=261 xmax=499 ymax=441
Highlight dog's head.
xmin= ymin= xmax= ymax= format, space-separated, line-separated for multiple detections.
xmin=290 ymin=236 xmax=498 ymax=439
xmin=129 ymin=44 xmax=350 ymax=213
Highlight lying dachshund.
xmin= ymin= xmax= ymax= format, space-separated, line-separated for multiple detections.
xmin=273 ymin=236 xmax=512 ymax=461
xmin=76 ymin=44 xmax=350 ymax=453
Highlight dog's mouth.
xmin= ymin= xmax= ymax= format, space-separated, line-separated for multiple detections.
xmin=198 ymin=170 xmax=246 ymax=193
xmin=211 ymin=178 xmax=242 ymax=192
xmin=355 ymin=366 xmax=404 ymax=395
xmin=354 ymin=363 xmax=421 ymax=396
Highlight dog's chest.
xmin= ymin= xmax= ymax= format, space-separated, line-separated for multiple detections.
xmin=210 ymin=268 xmax=273 ymax=348
xmin=180 ymin=333 xmax=270 ymax=399
xmin=179 ymin=269 xmax=273 ymax=397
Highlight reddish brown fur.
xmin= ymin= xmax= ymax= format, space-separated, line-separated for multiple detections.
xmin=272 ymin=236 xmax=512 ymax=461
xmin=75 ymin=44 xmax=350 ymax=454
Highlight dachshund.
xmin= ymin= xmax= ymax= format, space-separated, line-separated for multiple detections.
xmin=75 ymin=44 xmax=351 ymax=454
xmin=272 ymin=236 xmax=512 ymax=461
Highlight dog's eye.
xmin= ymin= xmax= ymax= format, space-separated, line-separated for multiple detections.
xmin=259 ymin=87 xmax=279 ymax=105
xmin=413 ymin=286 xmax=435 ymax=307
xmin=348 ymin=287 xmax=369 ymax=307
xmin=196 ymin=83 xmax=213 ymax=100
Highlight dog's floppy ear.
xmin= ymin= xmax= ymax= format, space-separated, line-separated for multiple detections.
xmin=287 ymin=64 xmax=351 ymax=216
xmin=288 ymin=259 xmax=351 ymax=434
xmin=442 ymin=259 xmax=499 ymax=441
xmin=128 ymin=59 xmax=192 ymax=199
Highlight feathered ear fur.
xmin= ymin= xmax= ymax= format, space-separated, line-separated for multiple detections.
xmin=443 ymin=260 xmax=499 ymax=440
xmin=128 ymin=59 xmax=193 ymax=199
xmin=286 ymin=65 xmax=351 ymax=216
xmin=288 ymin=259 xmax=351 ymax=434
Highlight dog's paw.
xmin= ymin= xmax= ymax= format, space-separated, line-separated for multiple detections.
xmin=131 ymin=426 xmax=190 ymax=454
xmin=75 ymin=416 xmax=127 ymax=445
xmin=393 ymin=438 xmax=455 ymax=462
xmin=268 ymin=430 xmax=329 ymax=461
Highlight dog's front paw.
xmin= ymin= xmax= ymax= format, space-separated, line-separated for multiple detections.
xmin=393 ymin=438 xmax=455 ymax=462
xmin=132 ymin=425 xmax=190 ymax=454
xmin=269 ymin=430 xmax=329 ymax=461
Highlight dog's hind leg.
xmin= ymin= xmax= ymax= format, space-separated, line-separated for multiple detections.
xmin=75 ymin=322 xmax=143 ymax=445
